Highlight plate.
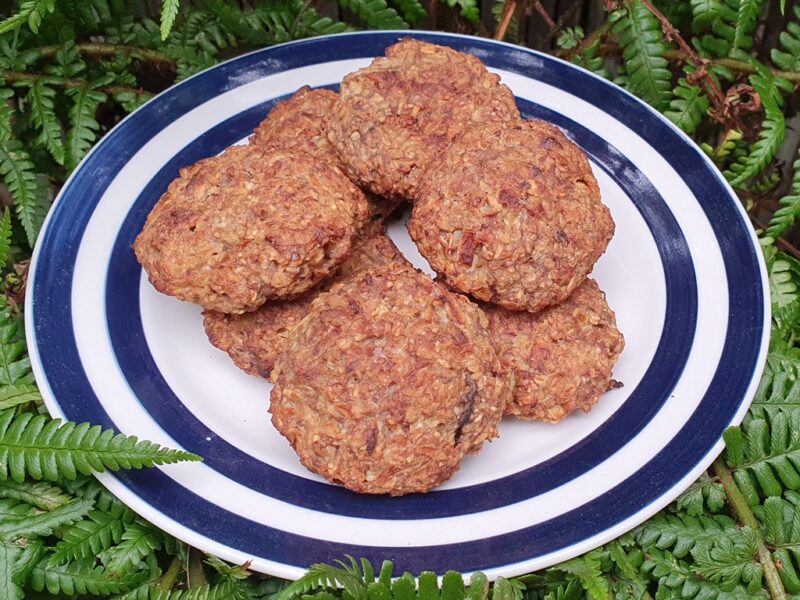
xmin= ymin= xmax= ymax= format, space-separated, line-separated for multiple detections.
xmin=26 ymin=31 xmax=770 ymax=579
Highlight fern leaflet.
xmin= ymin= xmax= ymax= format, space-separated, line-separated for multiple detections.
xmin=0 ymin=303 xmax=32 ymax=388
xmin=161 ymin=0 xmax=180 ymax=39
xmin=0 ymin=89 xmax=14 ymax=142
xmin=771 ymin=6 xmax=800 ymax=71
xmin=691 ymin=0 xmax=723 ymax=30
xmin=152 ymin=580 xmax=249 ymax=600
xmin=676 ymin=473 xmax=727 ymax=515
xmin=0 ymin=0 xmax=57 ymax=33
xmin=548 ymin=549 xmax=609 ymax=599
xmin=30 ymin=557 xmax=147 ymax=595
xmin=0 ymin=497 xmax=92 ymax=540
xmin=390 ymin=0 xmax=426 ymax=24
xmin=0 ymin=408 xmax=202 ymax=483
xmin=65 ymin=84 xmax=107 ymax=172
xmin=0 ymin=541 xmax=23 ymax=600
xmin=338 ymin=0 xmax=408 ymax=29
xmin=664 ymin=78 xmax=710 ymax=135
xmin=0 ymin=136 xmax=48 ymax=247
xmin=27 ymin=78 xmax=65 ymax=165
xmin=733 ymin=0 xmax=763 ymax=51
xmin=636 ymin=512 xmax=740 ymax=558
xmin=103 ymin=521 xmax=163 ymax=573
xmin=0 ymin=479 xmax=71 ymax=510
xmin=612 ymin=1 xmax=672 ymax=111
xmin=444 ymin=0 xmax=479 ymax=22
xmin=690 ymin=527 xmax=763 ymax=593
xmin=0 ymin=208 xmax=11 ymax=274
xmin=51 ymin=503 xmax=135 ymax=563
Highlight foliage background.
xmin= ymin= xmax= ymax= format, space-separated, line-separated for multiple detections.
xmin=0 ymin=0 xmax=799 ymax=598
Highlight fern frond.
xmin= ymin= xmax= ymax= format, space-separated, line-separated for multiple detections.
xmin=276 ymin=558 xmax=370 ymax=600
xmin=338 ymin=0 xmax=408 ymax=29
xmin=30 ymin=557 xmax=147 ymax=595
xmin=771 ymin=6 xmax=800 ymax=71
xmin=665 ymin=78 xmax=710 ymax=135
xmin=733 ymin=0 xmax=763 ymax=51
xmin=636 ymin=512 xmax=740 ymax=558
xmin=0 ymin=497 xmax=92 ymax=540
xmin=612 ymin=0 xmax=672 ymax=111
xmin=0 ymin=89 xmax=14 ymax=142
xmin=0 ymin=208 xmax=11 ymax=274
xmin=152 ymin=580 xmax=249 ymax=600
xmin=103 ymin=521 xmax=163 ymax=573
xmin=0 ymin=304 xmax=32 ymax=388
xmin=0 ymin=0 xmax=57 ymax=34
xmin=0 ymin=408 xmax=202 ymax=483
xmin=0 ymin=540 xmax=23 ymax=600
xmin=725 ymin=70 xmax=786 ymax=187
xmin=0 ymin=479 xmax=71 ymax=510
xmin=65 ymin=84 xmax=106 ymax=172
xmin=389 ymin=0 xmax=426 ymax=24
xmin=0 ymin=498 xmax=36 ymax=521
xmin=751 ymin=351 xmax=800 ymax=419
xmin=690 ymin=527 xmax=763 ymax=593
xmin=0 ymin=135 xmax=48 ymax=247
xmin=549 ymin=549 xmax=609 ymax=599
xmin=26 ymin=78 xmax=65 ymax=165
xmin=161 ymin=0 xmax=180 ymax=39
xmin=676 ymin=473 xmax=726 ymax=515
xmin=443 ymin=0 xmax=478 ymax=22
xmin=768 ymin=152 xmax=800 ymax=240
xmin=691 ymin=0 xmax=723 ymax=30
xmin=51 ymin=503 xmax=135 ymax=563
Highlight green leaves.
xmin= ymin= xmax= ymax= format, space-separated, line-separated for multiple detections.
xmin=691 ymin=527 xmax=763 ymax=593
xmin=0 ymin=408 xmax=202 ymax=483
xmin=65 ymin=84 xmax=107 ymax=172
xmin=161 ymin=0 xmax=180 ymax=40
xmin=771 ymin=6 xmax=800 ymax=71
xmin=0 ymin=0 xmax=57 ymax=34
xmin=0 ymin=497 xmax=92 ymax=540
xmin=51 ymin=503 xmax=135 ymax=563
xmin=338 ymin=0 xmax=408 ymax=29
xmin=0 ymin=136 xmax=48 ymax=248
xmin=30 ymin=556 xmax=148 ymax=595
xmin=664 ymin=77 xmax=710 ymax=135
xmin=26 ymin=78 xmax=65 ymax=165
xmin=733 ymin=0 xmax=763 ymax=51
xmin=103 ymin=521 xmax=163 ymax=573
xmin=611 ymin=0 xmax=672 ymax=111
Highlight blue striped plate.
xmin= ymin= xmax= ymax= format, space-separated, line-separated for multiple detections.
xmin=26 ymin=31 xmax=770 ymax=579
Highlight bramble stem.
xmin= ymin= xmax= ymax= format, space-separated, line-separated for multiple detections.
xmin=495 ymin=0 xmax=518 ymax=41
xmin=1 ymin=70 xmax=153 ymax=100
xmin=713 ymin=455 xmax=787 ymax=600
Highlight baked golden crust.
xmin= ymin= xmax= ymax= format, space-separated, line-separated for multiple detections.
xmin=133 ymin=144 xmax=369 ymax=313
xmin=328 ymin=39 xmax=520 ymax=200
xmin=484 ymin=279 xmax=624 ymax=423
xmin=409 ymin=119 xmax=614 ymax=312
xmin=203 ymin=226 xmax=408 ymax=377
xmin=252 ymin=86 xmax=403 ymax=221
xmin=270 ymin=267 xmax=511 ymax=495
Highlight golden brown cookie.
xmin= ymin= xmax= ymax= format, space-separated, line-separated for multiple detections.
xmin=409 ymin=119 xmax=614 ymax=312
xmin=270 ymin=267 xmax=511 ymax=495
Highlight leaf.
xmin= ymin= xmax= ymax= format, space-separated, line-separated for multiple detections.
xmin=390 ymin=0 xmax=426 ymax=24
xmin=771 ymin=6 xmax=800 ymax=71
xmin=664 ymin=78 xmax=710 ymax=135
xmin=612 ymin=0 xmax=673 ymax=111
xmin=0 ymin=0 xmax=57 ymax=33
xmin=0 ymin=136 xmax=49 ymax=247
xmin=152 ymin=580 xmax=249 ymax=600
xmin=338 ymin=0 xmax=408 ymax=29
xmin=443 ymin=0 xmax=479 ymax=22
xmin=550 ymin=549 xmax=609 ymax=599
xmin=161 ymin=0 xmax=180 ymax=39
xmin=635 ymin=512 xmax=739 ymax=558
xmin=65 ymin=84 xmax=107 ymax=171
xmin=276 ymin=557 xmax=370 ymax=600
xmin=0 ymin=540 xmax=23 ymax=600
xmin=733 ymin=0 xmax=763 ymax=50
xmin=0 ymin=498 xmax=36 ymax=521
xmin=0 ymin=479 xmax=71 ymax=510
xmin=51 ymin=503 xmax=136 ymax=563
xmin=0 ymin=497 xmax=93 ymax=541
xmin=0 ymin=383 xmax=41 ymax=411
xmin=30 ymin=557 xmax=147 ymax=595
xmin=691 ymin=0 xmax=723 ymax=30
xmin=690 ymin=527 xmax=763 ymax=593
xmin=26 ymin=78 xmax=65 ymax=165
xmin=103 ymin=521 xmax=163 ymax=573
xmin=676 ymin=473 xmax=727 ymax=515
xmin=0 ymin=408 xmax=202 ymax=483
xmin=0 ymin=208 xmax=11 ymax=274
xmin=0 ymin=304 xmax=32 ymax=389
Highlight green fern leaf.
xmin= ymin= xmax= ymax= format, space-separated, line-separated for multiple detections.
xmin=612 ymin=0 xmax=672 ymax=110
xmin=691 ymin=0 xmax=723 ymax=30
xmin=0 ymin=479 xmax=71 ymax=510
xmin=0 ymin=208 xmax=11 ymax=273
xmin=152 ymin=580 xmax=249 ymax=600
xmin=390 ymin=0 xmax=426 ymax=24
xmin=771 ymin=6 xmax=800 ymax=71
xmin=30 ymin=557 xmax=147 ymax=595
xmin=276 ymin=558 xmax=370 ymax=600
xmin=676 ymin=473 xmax=726 ymax=515
xmin=26 ymin=78 xmax=65 ymax=165
xmin=664 ymin=78 xmax=710 ymax=135
xmin=0 ymin=136 xmax=48 ymax=247
xmin=0 ymin=498 xmax=36 ymax=521
xmin=0 ymin=384 xmax=41 ymax=411
xmin=65 ymin=84 xmax=107 ymax=172
xmin=636 ymin=512 xmax=739 ymax=558
xmin=0 ymin=303 xmax=32 ymax=388
xmin=0 ymin=0 xmax=57 ymax=33
xmin=51 ymin=503 xmax=135 ymax=563
xmin=733 ymin=0 xmax=763 ymax=50
xmin=725 ymin=71 xmax=786 ymax=187
xmin=550 ymin=549 xmax=610 ymax=599
xmin=161 ymin=0 xmax=180 ymax=39
xmin=0 ymin=408 xmax=202 ymax=483
xmin=690 ymin=527 xmax=763 ymax=593
xmin=444 ymin=0 xmax=478 ymax=22
xmin=0 ymin=497 xmax=92 ymax=540
xmin=103 ymin=521 xmax=163 ymax=573
xmin=0 ymin=89 xmax=14 ymax=142
xmin=0 ymin=541 xmax=23 ymax=600
xmin=751 ymin=352 xmax=800 ymax=418
xmin=338 ymin=0 xmax=408 ymax=29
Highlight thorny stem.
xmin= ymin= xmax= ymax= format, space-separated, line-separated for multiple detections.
xmin=158 ymin=556 xmax=182 ymax=591
xmin=494 ymin=0 xmax=518 ymax=41
xmin=38 ymin=42 xmax=175 ymax=66
xmin=532 ymin=0 xmax=555 ymax=29
xmin=636 ymin=0 xmax=728 ymax=118
xmin=1 ymin=70 xmax=153 ymax=100
xmin=713 ymin=456 xmax=788 ymax=600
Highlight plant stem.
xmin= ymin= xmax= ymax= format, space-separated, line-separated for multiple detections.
xmin=532 ymin=0 xmax=555 ymax=29
xmin=713 ymin=456 xmax=787 ymax=600
xmin=663 ymin=50 xmax=800 ymax=84
xmin=1 ymin=70 xmax=153 ymax=100
xmin=158 ymin=556 xmax=182 ymax=591
xmin=38 ymin=43 xmax=175 ymax=66
xmin=495 ymin=0 xmax=518 ymax=41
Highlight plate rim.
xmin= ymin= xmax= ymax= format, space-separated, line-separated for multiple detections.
xmin=25 ymin=30 xmax=771 ymax=580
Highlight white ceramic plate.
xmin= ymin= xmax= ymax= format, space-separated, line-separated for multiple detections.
xmin=27 ymin=31 xmax=770 ymax=580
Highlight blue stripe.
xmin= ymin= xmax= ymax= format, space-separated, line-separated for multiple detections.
xmin=104 ymin=95 xmax=695 ymax=519
xmin=31 ymin=32 xmax=764 ymax=573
